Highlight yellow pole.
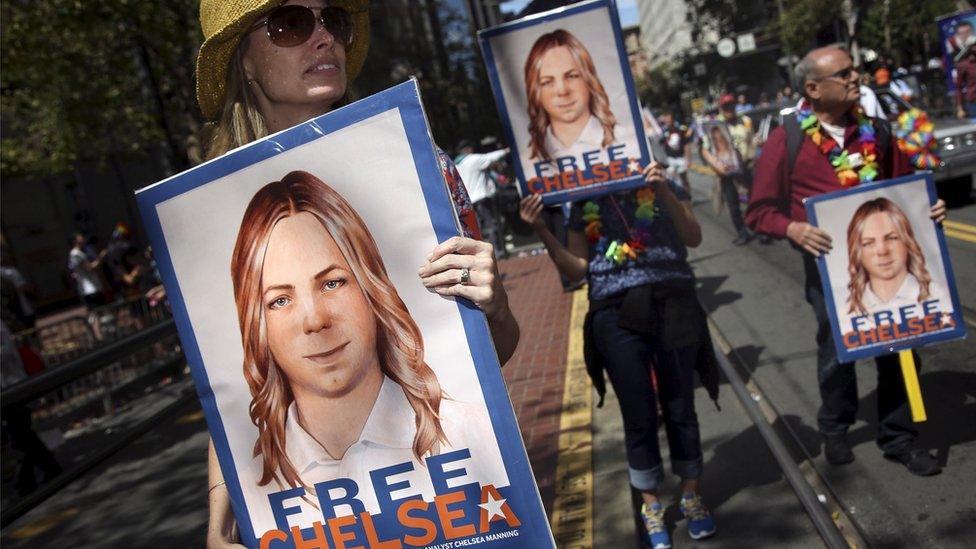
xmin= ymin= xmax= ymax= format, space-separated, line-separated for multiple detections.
xmin=898 ymin=350 xmax=926 ymax=423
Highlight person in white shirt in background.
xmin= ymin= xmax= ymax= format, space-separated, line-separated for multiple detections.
xmin=67 ymin=232 xmax=108 ymax=311
xmin=455 ymin=139 xmax=510 ymax=255
xmin=859 ymin=84 xmax=885 ymax=119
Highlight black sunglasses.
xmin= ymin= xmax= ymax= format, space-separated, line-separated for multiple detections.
xmin=816 ymin=66 xmax=855 ymax=82
xmin=252 ymin=4 xmax=353 ymax=48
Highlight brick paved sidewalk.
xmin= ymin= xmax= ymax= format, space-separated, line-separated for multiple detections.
xmin=497 ymin=251 xmax=575 ymax=517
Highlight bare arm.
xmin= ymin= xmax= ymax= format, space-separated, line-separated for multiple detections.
xmin=699 ymin=146 xmax=727 ymax=175
xmin=518 ymin=196 xmax=589 ymax=284
xmin=644 ymin=163 xmax=702 ymax=247
xmin=207 ymin=440 xmax=245 ymax=549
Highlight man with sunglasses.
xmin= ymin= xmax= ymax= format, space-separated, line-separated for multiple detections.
xmin=745 ymin=46 xmax=946 ymax=477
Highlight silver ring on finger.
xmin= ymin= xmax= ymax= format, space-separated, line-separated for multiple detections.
xmin=459 ymin=267 xmax=471 ymax=285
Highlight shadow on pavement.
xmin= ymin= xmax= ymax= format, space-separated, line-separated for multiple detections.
xmin=696 ymin=275 xmax=743 ymax=311
xmin=700 ymin=415 xmax=820 ymax=512
xmin=846 ymin=369 xmax=976 ymax=469
xmin=2 ymin=403 xmax=209 ymax=548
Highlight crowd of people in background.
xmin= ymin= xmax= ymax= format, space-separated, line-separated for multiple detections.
xmin=65 ymin=223 xmax=161 ymax=317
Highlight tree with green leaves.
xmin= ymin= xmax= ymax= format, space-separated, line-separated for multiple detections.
xmin=1 ymin=0 xmax=202 ymax=179
xmin=859 ymin=0 xmax=959 ymax=67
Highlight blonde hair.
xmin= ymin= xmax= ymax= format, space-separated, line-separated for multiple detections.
xmin=203 ymin=42 xmax=268 ymax=160
xmin=846 ymin=197 xmax=932 ymax=315
xmin=523 ymin=29 xmax=616 ymax=161
xmin=230 ymin=171 xmax=448 ymax=490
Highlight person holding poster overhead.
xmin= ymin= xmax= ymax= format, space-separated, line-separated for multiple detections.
xmin=191 ymin=2 xmax=520 ymax=546
xmin=478 ymin=1 xmax=650 ymax=204
xmin=520 ymin=163 xmax=718 ymax=548
xmin=745 ymin=45 xmax=947 ymax=476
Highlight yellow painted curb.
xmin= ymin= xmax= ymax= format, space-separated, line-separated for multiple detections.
xmin=550 ymin=289 xmax=593 ymax=548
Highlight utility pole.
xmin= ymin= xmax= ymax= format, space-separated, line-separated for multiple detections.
xmin=842 ymin=0 xmax=859 ymax=66
xmin=883 ymin=0 xmax=892 ymax=54
xmin=775 ymin=0 xmax=795 ymax=82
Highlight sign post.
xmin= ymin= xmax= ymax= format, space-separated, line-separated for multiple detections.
xmin=898 ymin=350 xmax=927 ymax=422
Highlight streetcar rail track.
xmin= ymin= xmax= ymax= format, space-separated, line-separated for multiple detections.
xmin=705 ymin=313 xmax=868 ymax=549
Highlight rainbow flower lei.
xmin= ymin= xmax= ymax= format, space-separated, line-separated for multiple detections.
xmin=895 ymin=108 xmax=940 ymax=170
xmin=582 ymin=188 xmax=658 ymax=265
xmin=797 ymin=102 xmax=879 ymax=186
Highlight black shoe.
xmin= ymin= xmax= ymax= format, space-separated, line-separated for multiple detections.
xmin=884 ymin=448 xmax=942 ymax=476
xmin=758 ymin=235 xmax=773 ymax=245
xmin=823 ymin=433 xmax=855 ymax=465
xmin=732 ymin=230 xmax=753 ymax=246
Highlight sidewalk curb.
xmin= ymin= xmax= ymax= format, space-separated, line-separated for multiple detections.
xmin=550 ymin=290 xmax=593 ymax=548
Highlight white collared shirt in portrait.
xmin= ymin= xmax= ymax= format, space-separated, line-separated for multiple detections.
xmin=536 ymin=114 xmax=639 ymax=174
xmin=268 ymin=375 xmax=508 ymax=530
xmin=840 ymin=274 xmax=951 ymax=333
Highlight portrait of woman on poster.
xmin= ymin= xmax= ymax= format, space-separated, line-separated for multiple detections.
xmin=701 ymin=124 xmax=741 ymax=176
xmin=230 ymin=171 xmax=502 ymax=521
xmin=523 ymin=28 xmax=636 ymax=167
xmin=845 ymin=197 xmax=946 ymax=319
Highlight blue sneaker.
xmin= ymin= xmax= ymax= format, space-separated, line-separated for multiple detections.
xmin=641 ymin=502 xmax=672 ymax=549
xmin=680 ymin=492 xmax=716 ymax=540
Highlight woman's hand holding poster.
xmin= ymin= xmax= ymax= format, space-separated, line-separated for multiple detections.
xmin=805 ymin=173 xmax=967 ymax=363
xmin=478 ymin=0 xmax=651 ymax=205
xmin=136 ymin=80 xmax=553 ymax=549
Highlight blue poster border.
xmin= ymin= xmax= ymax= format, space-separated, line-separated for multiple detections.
xmin=477 ymin=0 xmax=650 ymax=205
xmin=136 ymin=80 xmax=552 ymax=548
xmin=804 ymin=172 xmax=967 ymax=363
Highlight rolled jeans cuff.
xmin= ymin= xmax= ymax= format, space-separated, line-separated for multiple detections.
xmin=629 ymin=464 xmax=665 ymax=492
xmin=672 ymin=457 xmax=703 ymax=480
xmin=819 ymin=425 xmax=849 ymax=437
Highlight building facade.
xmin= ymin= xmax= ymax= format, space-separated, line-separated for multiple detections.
xmin=638 ymin=0 xmax=693 ymax=68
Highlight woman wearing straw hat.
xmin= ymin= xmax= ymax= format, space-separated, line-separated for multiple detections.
xmin=194 ymin=2 xmax=519 ymax=546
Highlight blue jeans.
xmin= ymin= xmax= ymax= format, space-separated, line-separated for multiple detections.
xmin=803 ymin=255 xmax=918 ymax=453
xmin=591 ymin=306 xmax=704 ymax=491
xmin=720 ymin=175 xmax=747 ymax=234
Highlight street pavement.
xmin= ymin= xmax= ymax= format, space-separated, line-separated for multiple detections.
xmin=3 ymin=169 xmax=974 ymax=547
xmin=683 ymin=166 xmax=976 ymax=548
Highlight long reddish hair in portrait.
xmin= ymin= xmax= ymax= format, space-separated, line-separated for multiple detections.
xmin=845 ymin=197 xmax=932 ymax=315
xmin=523 ymin=29 xmax=616 ymax=161
xmin=230 ymin=171 xmax=447 ymax=490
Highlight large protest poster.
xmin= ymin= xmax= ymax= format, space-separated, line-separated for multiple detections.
xmin=805 ymin=173 xmax=967 ymax=362
xmin=135 ymin=80 xmax=553 ymax=549
xmin=478 ymin=0 xmax=650 ymax=205
xmin=937 ymin=9 xmax=976 ymax=93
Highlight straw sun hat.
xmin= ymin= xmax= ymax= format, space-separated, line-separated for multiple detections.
xmin=195 ymin=0 xmax=370 ymax=120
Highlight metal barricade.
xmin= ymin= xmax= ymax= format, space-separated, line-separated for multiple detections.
xmin=12 ymin=295 xmax=170 ymax=368
xmin=1 ymin=297 xmax=193 ymax=527
xmin=13 ymin=317 xmax=97 ymax=368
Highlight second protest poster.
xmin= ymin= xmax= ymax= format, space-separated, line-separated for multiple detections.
xmin=479 ymin=0 xmax=651 ymax=205
xmin=806 ymin=173 xmax=967 ymax=362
